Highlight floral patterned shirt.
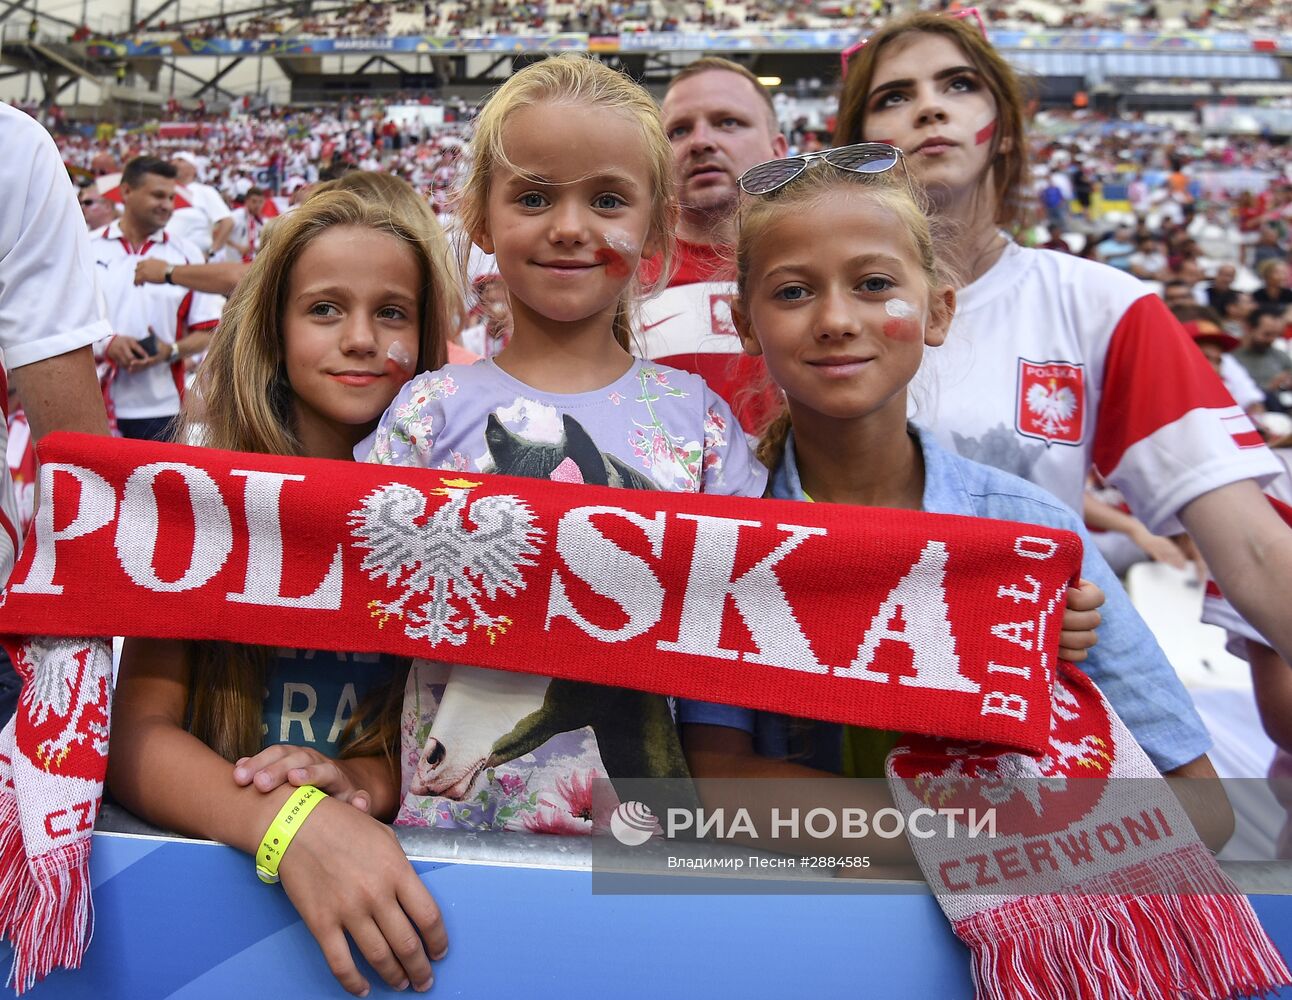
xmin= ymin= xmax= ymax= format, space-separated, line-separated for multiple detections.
xmin=363 ymin=358 xmax=764 ymax=494
xmin=358 ymin=358 xmax=767 ymax=835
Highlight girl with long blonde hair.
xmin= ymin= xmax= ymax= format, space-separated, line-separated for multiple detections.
xmin=109 ymin=186 xmax=459 ymax=998
xmin=362 ymin=54 xmax=766 ymax=835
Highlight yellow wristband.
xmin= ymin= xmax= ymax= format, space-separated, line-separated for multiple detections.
xmin=255 ymin=785 xmax=327 ymax=885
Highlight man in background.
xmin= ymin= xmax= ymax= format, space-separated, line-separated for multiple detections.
xmin=640 ymin=57 xmax=788 ymax=432
xmin=166 ymin=150 xmax=232 ymax=259
xmin=94 ymin=156 xmax=220 ymax=441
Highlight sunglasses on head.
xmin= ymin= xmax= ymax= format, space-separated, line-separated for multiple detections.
xmin=839 ymin=7 xmax=988 ymax=75
xmin=738 ymin=143 xmax=914 ymax=199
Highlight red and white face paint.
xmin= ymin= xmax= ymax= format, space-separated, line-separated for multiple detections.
xmin=883 ymin=298 xmax=921 ymax=342
xmin=974 ymin=119 xmax=997 ymax=146
xmin=594 ymin=232 xmax=638 ymax=280
xmin=385 ymin=340 xmax=416 ymax=382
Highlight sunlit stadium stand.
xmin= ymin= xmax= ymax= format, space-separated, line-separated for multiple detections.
xmin=1 ymin=1 xmax=1291 ymax=119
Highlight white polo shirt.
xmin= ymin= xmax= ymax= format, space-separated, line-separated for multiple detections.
xmin=0 ymin=100 xmax=112 ymax=580
xmin=90 ymin=221 xmax=221 ymax=420
xmin=165 ymin=180 xmax=232 ymax=256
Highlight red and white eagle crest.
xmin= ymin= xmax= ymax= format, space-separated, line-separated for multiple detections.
xmin=1016 ymin=360 xmax=1085 ymax=445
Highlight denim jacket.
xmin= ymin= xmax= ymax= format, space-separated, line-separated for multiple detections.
xmin=677 ymin=425 xmax=1211 ymax=774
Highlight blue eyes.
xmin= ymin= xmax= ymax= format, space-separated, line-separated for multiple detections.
xmin=771 ymin=278 xmax=896 ymax=301
xmin=518 ymin=192 xmax=626 ymax=211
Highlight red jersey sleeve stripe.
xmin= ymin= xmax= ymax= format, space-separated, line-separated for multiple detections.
xmin=1091 ymin=294 xmax=1238 ymax=477
xmin=188 ymin=320 xmax=219 ymax=332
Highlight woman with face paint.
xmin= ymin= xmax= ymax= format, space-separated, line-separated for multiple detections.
xmin=834 ymin=14 xmax=1292 ymax=759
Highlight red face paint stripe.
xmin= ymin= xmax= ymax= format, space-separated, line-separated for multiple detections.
xmin=883 ymin=318 xmax=920 ymax=342
xmin=594 ymin=247 xmax=630 ymax=279
xmin=974 ymin=119 xmax=998 ymax=146
xmin=384 ymin=357 xmax=413 ymax=385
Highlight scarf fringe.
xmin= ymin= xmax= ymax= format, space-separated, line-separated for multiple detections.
xmin=3 ymin=839 xmax=91 ymax=997
xmin=0 ymin=790 xmax=29 ymax=943
xmin=957 ymin=873 xmax=1291 ymax=1000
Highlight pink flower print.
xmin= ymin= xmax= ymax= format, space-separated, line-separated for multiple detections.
xmin=496 ymin=772 xmax=526 ymax=798
xmin=553 ymin=771 xmax=596 ymax=823
xmin=703 ymin=406 xmax=729 ymax=449
xmin=395 ymin=808 xmax=431 ymax=829
xmin=629 ymin=428 xmax=650 ymax=462
xmin=653 ymin=372 xmax=670 ymax=387
xmin=607 ymin=391 xmax=624 ymax=406
xmin=649 ymin=429 xmax=676 ymax=462
xmin=522 ymin=806 xmax=591 ymax=836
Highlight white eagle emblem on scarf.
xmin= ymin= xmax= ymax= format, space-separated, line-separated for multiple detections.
xmin=349 ymin=478 xmax=544 ymax=646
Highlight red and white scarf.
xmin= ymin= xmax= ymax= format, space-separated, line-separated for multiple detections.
xmin=0 ymin=433 xmax=1284 ymax=998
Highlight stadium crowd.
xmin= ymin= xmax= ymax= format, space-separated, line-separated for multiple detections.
xmin=78 ymin=0 xmax=1292 ymax=44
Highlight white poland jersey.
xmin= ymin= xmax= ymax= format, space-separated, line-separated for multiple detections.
xmin=916 ymin=241 xmax=1282 ymax=536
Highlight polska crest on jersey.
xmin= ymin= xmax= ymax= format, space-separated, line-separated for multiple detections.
xmin=1016 ymin=360 xmax=1085 ymax=446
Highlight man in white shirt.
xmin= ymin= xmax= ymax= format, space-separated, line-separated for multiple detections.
xmin=165 ymin=151 xmax=233 ymax=259
xmin=96 ymin=157 xmax=221 ymax=441
xmin=0 ymin=101 xmax=112 ymax=720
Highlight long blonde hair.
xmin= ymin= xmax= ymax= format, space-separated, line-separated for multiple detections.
xmin=180 ymin=187 xmax=457 ymax=763
xmin=733 ymin=166 xmax=954 ymax=472
xmin=187 ymin=187 xmax=454 ymax=456
xmin=455 ymin=53 xmax=677 ymax=350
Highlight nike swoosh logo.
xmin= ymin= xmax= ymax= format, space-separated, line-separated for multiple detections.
xmin=641 ymin=312 xmax=683 ymax=334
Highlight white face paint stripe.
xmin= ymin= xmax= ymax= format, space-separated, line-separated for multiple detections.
xmin=387 ymin=341 xmax=415 ymax=373
xmin=601 ymin=232 xmax=638 ymax=256
xmin=885 ymin=299 xmax=917 ymax=319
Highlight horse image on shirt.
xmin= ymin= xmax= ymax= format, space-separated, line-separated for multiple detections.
xmin=401 ymin=413 xmax=692 ymax=829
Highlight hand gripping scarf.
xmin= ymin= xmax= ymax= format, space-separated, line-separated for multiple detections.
xmin=0 ymin=434 xmax=1284 ymax=997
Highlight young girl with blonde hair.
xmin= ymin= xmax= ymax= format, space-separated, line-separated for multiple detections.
xmin=363 ymin=54 xmax=766 ymax=834
xmin=109 ymin=187 xmax=458 ymax=998
xmin=679 ymin=153 xmax=1224 ymax=848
